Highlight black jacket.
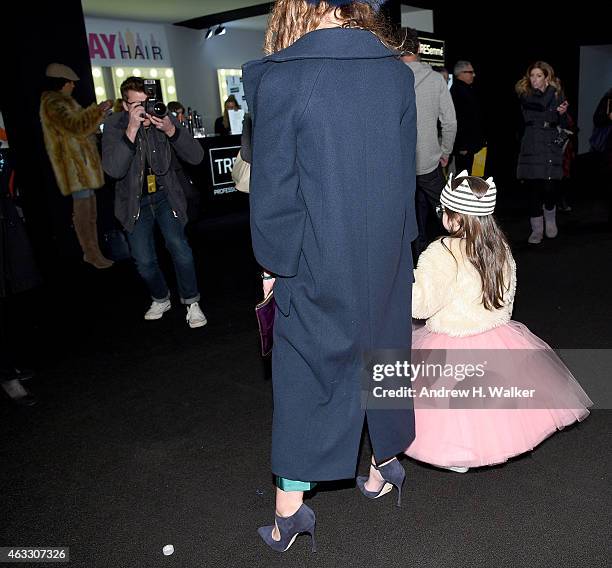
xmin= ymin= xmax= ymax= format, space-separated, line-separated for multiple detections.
xmin=101 ymin=113 xmax=204 ymax=232
xmin=450 ymin=79 xmax=485 ymax=154
xmin=517 ymin=85 xmax=568 ymax=180
xmin=0 ymin=153 xmax=41 ymax=298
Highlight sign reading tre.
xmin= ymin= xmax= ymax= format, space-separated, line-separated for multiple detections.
xmin=209 ymin=146 xmax=241 ymax=195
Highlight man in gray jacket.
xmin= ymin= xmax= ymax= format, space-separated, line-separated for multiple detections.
xmin=102 ymin=77 xmax=206 ymax=328
xmin=402 ymin=29 xmax=457 ymax=259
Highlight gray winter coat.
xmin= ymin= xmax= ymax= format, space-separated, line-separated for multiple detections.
xmin=102 ymin=112 xmax=204 ymax=232
xmin=406 ymin=61 xmax=456 ymax=175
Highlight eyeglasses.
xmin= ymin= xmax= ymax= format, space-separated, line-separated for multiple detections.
xmin=435 ymin=205 xmax=445 ymax=220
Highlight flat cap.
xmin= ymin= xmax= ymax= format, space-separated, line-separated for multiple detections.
xmin=45 ymin=63 xmax=80 ymax=81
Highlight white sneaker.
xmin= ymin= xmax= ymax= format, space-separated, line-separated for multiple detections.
xmin=186 ymin=302 xmax=207 ymax=328
xmin=144 ymin=299 xmax=171 ymax=320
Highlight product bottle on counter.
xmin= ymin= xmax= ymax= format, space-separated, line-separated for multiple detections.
xmin=187 ymin=107 xmax=194 ymax=134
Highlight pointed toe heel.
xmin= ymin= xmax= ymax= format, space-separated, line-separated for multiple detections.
xmin=258 ymin=503 xmax=316 ymax=553
xmin=357 ymin=458 xmax=405 ymax=507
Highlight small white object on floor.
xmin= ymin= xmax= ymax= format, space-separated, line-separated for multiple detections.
xmin=1 ymin=379 xmax=28 ymax=399
xmin=443 ymin=466 xmax=469 ymax=473
xmin=162 ymin=544 xmax=174 ymax=556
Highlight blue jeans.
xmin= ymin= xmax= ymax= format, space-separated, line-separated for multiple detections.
xmin=72 ymin=189 xmax=95 ymax=199
xmin=127 ymin=191 xmax=200 ymax=304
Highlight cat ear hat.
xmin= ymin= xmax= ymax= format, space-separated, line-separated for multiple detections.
xmin=440 ymin=170 xmax=497 ymax=216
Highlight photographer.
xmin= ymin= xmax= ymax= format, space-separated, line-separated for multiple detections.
xmin=102 ymin=77 xmax=206 ymax=328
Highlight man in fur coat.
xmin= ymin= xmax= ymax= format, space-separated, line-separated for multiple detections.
xmin=40 ymin=63 xmax=113 ymax=269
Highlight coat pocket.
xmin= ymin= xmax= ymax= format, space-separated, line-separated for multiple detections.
xmin=274 ymin=279 xmax=292 ymax=317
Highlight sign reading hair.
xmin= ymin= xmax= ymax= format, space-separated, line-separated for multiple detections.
xmin=85 ymin=18 xmax=171 ymax=65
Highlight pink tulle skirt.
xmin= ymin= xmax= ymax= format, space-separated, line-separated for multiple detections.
xmin=405 ymin=321 xmax=592 ymax=469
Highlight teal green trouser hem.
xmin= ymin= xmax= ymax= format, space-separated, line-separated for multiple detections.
xmin=275 ymin=476 xmax=317 ymax=492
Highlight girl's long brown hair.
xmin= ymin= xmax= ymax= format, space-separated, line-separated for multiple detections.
xmin=263 ymin=0 xmax=399 ymax=55
xmin=515 ymin=61 xmax=564 ymax=98
xmin=443 ymin=176 xmax=512 ymax=311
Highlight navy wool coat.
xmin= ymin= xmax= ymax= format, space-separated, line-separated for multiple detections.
xmin=243 ymin=28 xmax=417 ymax=481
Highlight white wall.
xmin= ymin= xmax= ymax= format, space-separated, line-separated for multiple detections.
xmin=165 ymin=25 xmax=265 ymax=132
xmin=578 ymin=45 xmax=612 ymax=153
xmin=401 ymin=6 xmax=434 ymax=33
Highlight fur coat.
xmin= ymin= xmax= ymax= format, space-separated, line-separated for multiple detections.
xmin=413 ymin=237 xmax=516 ymax=336
xmin=40 ymin=91 xmax=105 ymax=195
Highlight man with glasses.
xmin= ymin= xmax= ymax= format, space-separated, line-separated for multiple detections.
xmin=102 ymin=77 xmax=206 ymax=328
xmin=450 ymin=61 xmax=486 ymax=174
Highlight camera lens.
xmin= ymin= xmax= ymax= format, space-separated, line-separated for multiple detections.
xmin=153 ymin=102 xmax=167 ymax=118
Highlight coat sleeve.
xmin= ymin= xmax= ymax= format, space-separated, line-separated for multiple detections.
xmin=249 ymin=68 xmax=308 ymax=277
xmin=450 ymin=87 xmax=466 ymax=151
xmin=101 ymin=117 xmax=137 ymax=180
xmin=438 ymin=78 xmax=457 ymax=157
xmin=412 ymin=240 xmax=457 ymax=319
xmin=45 ymin=98 xmax=105 ymax=137
xmin=168 ymin=116 xmax=204 ymax=165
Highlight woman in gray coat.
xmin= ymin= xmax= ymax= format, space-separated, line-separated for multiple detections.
xmin=243 ymin=0 xmax=417 ymax=552
xmin=516 ymin=61 xmax=569 ymax=244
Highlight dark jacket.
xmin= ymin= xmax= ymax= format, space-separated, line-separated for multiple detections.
xmin=214 ymin=116 xmax=231 ymax=136
xmin=239 ymin=113 xmax=252 ymax=163
xmin=243 ymin=28 xmax=417 ymax=482
xmin=517 ymin=85 xmax=568 ymax=180
xmin=0 ymin=153 xmax=42 ymax=298
xmin=592 ymin=88 xmax=612 ymax=165
xmin=101 ymin=113 xmax=204 ymax=232
xmin=450 ymin=79 xmax=486 ymax=154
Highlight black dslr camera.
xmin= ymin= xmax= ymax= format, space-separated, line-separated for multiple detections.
xmin=143 ymin=79 xmax=167 ymax=118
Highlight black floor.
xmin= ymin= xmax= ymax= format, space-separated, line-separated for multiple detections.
xmin=1 ymin=191 xmax=611 ymax=568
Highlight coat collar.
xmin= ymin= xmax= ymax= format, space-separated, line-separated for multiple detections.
xmin=242 ymin=28 xmax=397 ymax=112
xmin=265 ymin=28 xmax=396 ymax=62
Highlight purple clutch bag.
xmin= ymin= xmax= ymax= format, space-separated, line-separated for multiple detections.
xmin=255 ymin=291 xmax=275 ymax=356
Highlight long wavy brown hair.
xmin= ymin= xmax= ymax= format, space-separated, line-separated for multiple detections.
xmin=263 ymin=0 xmax=399 ymax=55
xmin=515 ymin=61 xmax=564 ymax=98
xmin=442 ymin=176 xmax=512 ymax=311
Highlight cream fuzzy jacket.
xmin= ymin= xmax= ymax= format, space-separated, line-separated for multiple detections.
xmin=413 ymin=237 xmax=516 ymax=337
xmin=40 ymin=91 xmax=105 ymax=196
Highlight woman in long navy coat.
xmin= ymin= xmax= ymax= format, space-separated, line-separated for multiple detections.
xmin=243 ymin=0 xmax=417 ymax=551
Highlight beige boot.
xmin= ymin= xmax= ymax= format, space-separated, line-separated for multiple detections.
xmin=528 ymin=216 xmax=544 ymax=244
xmin=72 ymin=196 xmax=113 ymax=269
xmin=543 ymin=206 xmax=558 ymax=238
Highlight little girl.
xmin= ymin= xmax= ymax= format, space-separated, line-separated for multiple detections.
xmin=405 ymin=171 xmax=592 ymax=472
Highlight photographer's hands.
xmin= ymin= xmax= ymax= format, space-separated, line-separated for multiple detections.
xmin=150 ymin=115 xmax=176 ymax=138
xmin=125 ymin=102 xmax=176 ymax=142
xmin=126 ymin=103 xmax=146 ymax=142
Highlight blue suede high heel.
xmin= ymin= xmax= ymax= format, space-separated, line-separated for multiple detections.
xmin=258 ymin=503 xmax=317 ymax=553
xmin=356 ymin=458 xmax=406 ymax=507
